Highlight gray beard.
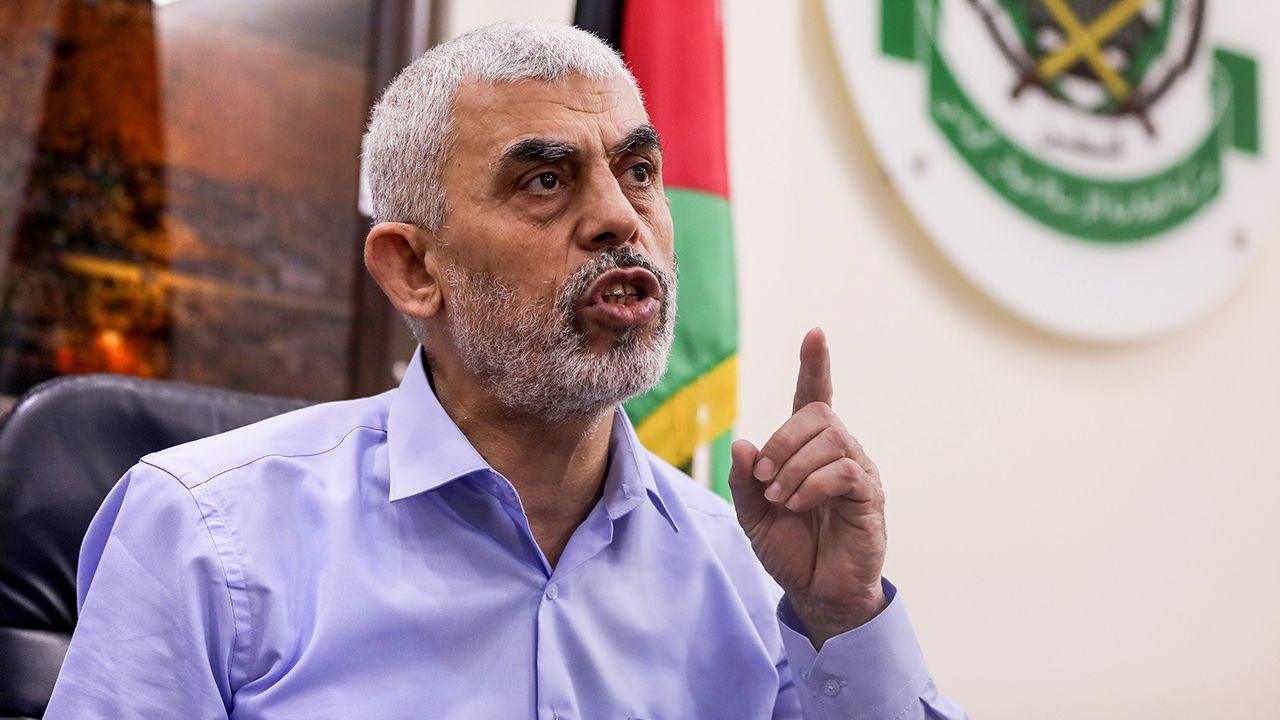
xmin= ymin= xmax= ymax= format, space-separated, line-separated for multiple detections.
xmin=444 ymin=247 xmax=676 ymax=422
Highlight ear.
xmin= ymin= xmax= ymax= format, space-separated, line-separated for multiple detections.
xmin=363 ymin=221 xmax=445 ymax=321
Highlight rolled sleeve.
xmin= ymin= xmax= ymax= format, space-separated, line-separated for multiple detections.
xmin=777 ymin=579 xmax=937 ymax=720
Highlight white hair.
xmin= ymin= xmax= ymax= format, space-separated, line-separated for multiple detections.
xmin=363 ymin=20 xmax=640 ymax=231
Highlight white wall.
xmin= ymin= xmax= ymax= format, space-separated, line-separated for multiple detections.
xmin=443 ymin=2 xmax=1280 ymax=717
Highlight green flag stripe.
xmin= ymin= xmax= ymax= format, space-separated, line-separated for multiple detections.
xmin=624 ymin=187 xmax=738 ymax=423
xmin=708 ymin=428 xmax=734 ymax=498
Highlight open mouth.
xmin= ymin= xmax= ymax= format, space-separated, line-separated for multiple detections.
xmin=584 ymin=267 xmax=662 ymax=308
xmin=579 ymin=267 xmax=663 ymax=329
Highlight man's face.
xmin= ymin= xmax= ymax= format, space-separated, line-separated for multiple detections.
xmin=434 ymin=72 xmax=677 ymax=419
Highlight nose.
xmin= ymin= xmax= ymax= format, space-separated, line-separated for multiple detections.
xmin=574 ymin=168 xmax=642 ymax=251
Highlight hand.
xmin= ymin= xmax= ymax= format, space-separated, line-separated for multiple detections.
xmin=728 ymin=328 xmax=888 ymax=648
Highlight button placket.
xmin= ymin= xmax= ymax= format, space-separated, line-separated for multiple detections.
xmin=820 ymin=678 xmax=844 ymax=697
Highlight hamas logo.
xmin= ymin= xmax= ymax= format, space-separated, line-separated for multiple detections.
xmin=984 ymin=0 xmax=1204 ymax=132
xmin=879 ymin=0 xmax=1260 ymax=242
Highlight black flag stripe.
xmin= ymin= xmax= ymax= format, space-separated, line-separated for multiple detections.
xmin=573 ymin=0 xmax=626 ymax=52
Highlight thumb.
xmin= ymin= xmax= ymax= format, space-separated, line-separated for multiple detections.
xmin=727 ymin=438 xmax=770 ymax=532
xmin=792 ymin=327 xmax=833 ymax=414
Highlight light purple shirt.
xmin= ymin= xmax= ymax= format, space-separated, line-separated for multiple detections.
xmin=45 ymin=347 xmax=966 ymax=719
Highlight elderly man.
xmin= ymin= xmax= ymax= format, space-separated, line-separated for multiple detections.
xmin=45 ymin=21 xmax=966 ymax=720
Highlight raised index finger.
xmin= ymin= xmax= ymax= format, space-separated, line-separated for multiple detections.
xmin=793 ymin=327 xmax=833 ymax=414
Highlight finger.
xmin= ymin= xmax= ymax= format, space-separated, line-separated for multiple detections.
xmin=727 ymin=439 xmax=770 ymax=532
xmin=792 ymin=327 xmax=833 ymax=415
xmin=762 ymin=425 xmax=856 ymax=507
xmin=844 ymin=434 xmax=879 ymax=480
xmin=783 ymin=457 xmax=880 ymax=513
xmin=753 ymin=401 xmax=838 ymax=482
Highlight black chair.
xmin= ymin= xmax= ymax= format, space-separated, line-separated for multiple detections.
xmin=0 ymin=374 xmax=310 ymax=720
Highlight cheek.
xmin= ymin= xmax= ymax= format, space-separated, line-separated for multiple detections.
xmin=502 ymin=244 xmax=568 ymax=306
xmin=645 ymin=207 xmax=676 ymax=265
xmin=449 ymin=219 xmax=558 ymax=274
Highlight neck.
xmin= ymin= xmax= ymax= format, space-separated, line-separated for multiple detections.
xmin=427 ymin=351 xmax=615 ymax=568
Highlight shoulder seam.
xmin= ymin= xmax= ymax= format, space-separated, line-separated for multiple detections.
xmin=169 ymin=423 xmax=387 ymax=490
xmin=138 ymin=461 xmax=248 ymax=694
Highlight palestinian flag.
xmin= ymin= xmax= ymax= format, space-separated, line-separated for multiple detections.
xmin=574 ymin=0 xmax=737 ymax=498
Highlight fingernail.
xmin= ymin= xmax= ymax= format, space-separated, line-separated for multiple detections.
xmin=764 ymin=482 xmax=782 ymax=503
xmin=754 ymin=457 xmax=776 ymax=482
xmin=784 ymin=495 xmax=801 ymax=511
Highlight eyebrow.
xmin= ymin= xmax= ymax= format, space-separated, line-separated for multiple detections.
xmin=497 ymin=137 xmax=578 ymax=169
xmin=611 ymin=123 xmax=662 ymax=157
xmin=495 ymin=123 xmax=663 ymax=174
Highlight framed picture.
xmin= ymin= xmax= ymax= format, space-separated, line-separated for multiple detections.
xmin=0 ymin=0 xmax=428 ymax=402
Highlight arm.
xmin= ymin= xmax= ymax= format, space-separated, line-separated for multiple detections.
xmin=43 ymin=462 xmax=238 ymax=720
xmin=729 ymin=329 xmax=968 ymax=719
xmin=776 ymin=580 xmax=966 ymax=720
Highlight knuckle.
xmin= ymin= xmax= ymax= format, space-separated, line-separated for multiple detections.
xmin=836 ymin=457 xmax=862 ymax=481
xmin=805 ymin=401 xmax=835 ymax=421
xmin=765 ymin=429 xmax=799 ymax=456
xmin=820 ymin=425 xmax=846 ymax=450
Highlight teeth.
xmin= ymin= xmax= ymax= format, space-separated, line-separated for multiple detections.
xmin=601 ymin=280 xmax=641 ymax=305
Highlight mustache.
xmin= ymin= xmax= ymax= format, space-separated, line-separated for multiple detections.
xmin=559 ymin=247 xmax=675 ymax=308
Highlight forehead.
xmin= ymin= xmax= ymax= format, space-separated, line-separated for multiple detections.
xmin=450 ymin=73 xmax=648 ymax=159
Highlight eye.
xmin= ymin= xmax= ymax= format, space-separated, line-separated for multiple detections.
xmin=524 ymin=171 xmax=563 ymax=194
xmin=624 ymin=161 xmax=654 ymax=186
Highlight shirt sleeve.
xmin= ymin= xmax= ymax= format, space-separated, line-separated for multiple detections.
xmin=43 ymin=461 xmax=237 ymax=720
xmin=775 ymin=579 xmax=968 ymax=720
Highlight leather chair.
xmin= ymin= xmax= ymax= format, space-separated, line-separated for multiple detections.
xmin=0 ymin=374 xmax=310 ymax=719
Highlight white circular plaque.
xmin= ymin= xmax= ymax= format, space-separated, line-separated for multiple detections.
xmin=824 ymin=0 xmax=1277 ymax=341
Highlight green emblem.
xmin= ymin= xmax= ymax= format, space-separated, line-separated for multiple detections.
xmin=880 ymin=0 xmax=1260 ymax=242
xmin=995 ymin=0 xmax=1201 ymax=121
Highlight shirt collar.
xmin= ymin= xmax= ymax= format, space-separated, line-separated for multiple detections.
xmin=605 ymin=403 xmax=680 ymax=532
xmin=387 ymin=346 xmax=490 ymax=502
xmin=386 ymin=346 xmax=679 ymax=533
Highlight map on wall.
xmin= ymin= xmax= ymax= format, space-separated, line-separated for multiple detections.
xmin=824 ymin=0 xmax=1277 ymax=341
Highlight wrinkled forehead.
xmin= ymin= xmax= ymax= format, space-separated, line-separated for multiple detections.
xmin=449 ymin=73 xmax=649 ymax=164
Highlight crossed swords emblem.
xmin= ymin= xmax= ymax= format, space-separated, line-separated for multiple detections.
xmin=1016 ymin=0 xmax=1150 ymax=104
xmin=972 ymin=0 xmax=1205 ymax=136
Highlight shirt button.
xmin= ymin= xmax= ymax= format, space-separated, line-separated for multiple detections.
xmin=545 ymin=583 xmax=560 ymax=601
xmin=821 ymin=678 xmax=842 ymax=697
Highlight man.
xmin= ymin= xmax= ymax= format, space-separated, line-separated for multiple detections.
xmin=45 ymin=21 xmax=966 ymax=720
